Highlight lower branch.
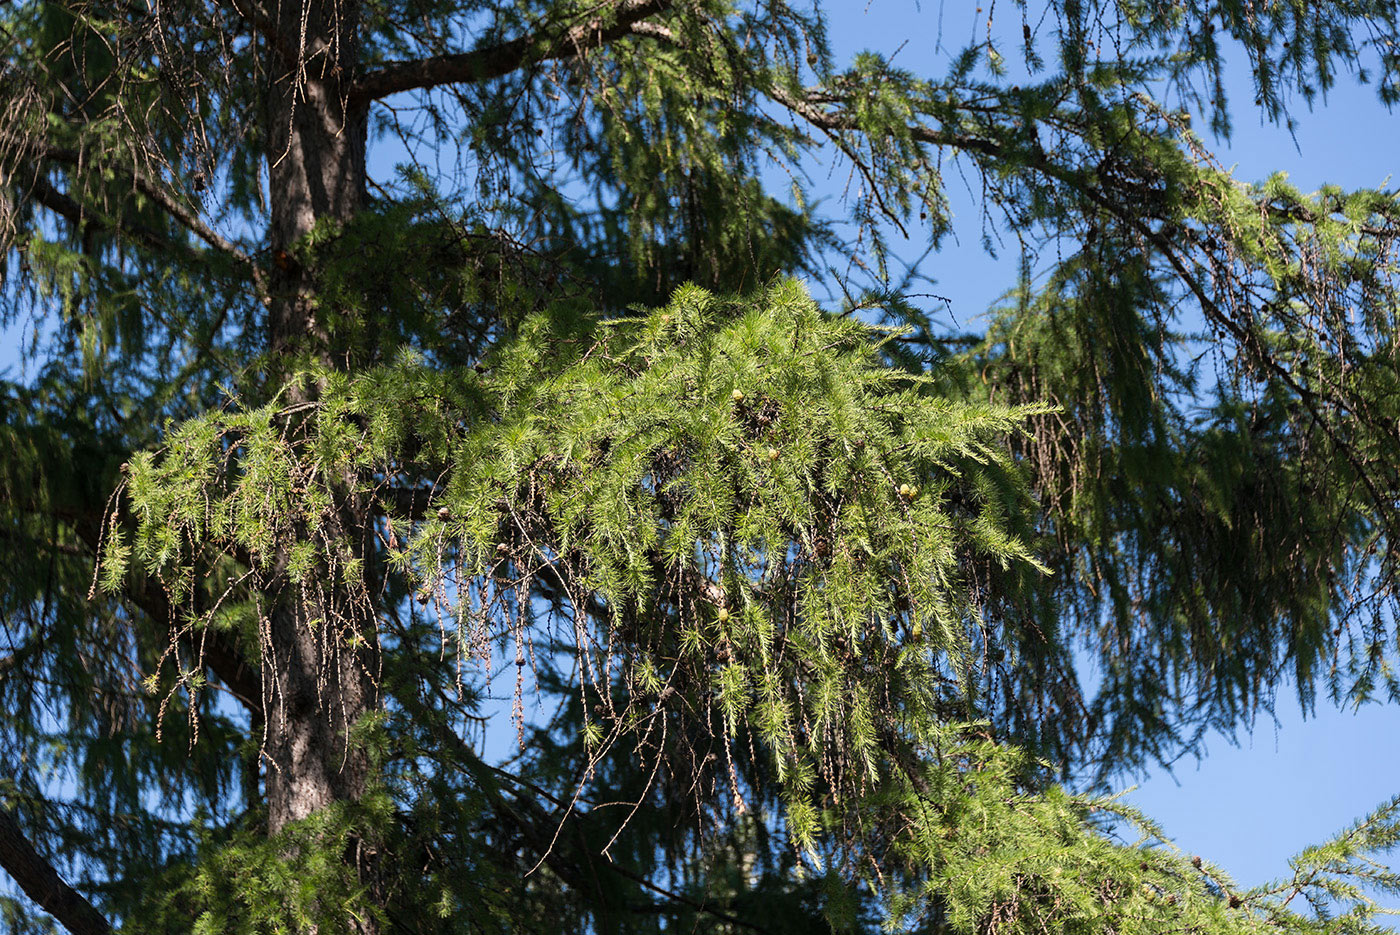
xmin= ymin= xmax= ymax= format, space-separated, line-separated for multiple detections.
xmin=0 ymin=807 xmax=113 ymax=935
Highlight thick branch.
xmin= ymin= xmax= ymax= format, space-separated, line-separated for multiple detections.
xmin=0 ymin=808 xmax=113 ymax=935
xmin=351 ymin=0 xmax=672 ymax=104
xmin=26 ymin=171 xmax=263 ymax=308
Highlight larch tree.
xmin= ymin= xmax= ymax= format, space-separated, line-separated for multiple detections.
xmin=2 ymin=0 xmax=1400 ymax=932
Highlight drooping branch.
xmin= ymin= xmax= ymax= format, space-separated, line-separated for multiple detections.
xmin=766 ymin=85 xmax=1005 ymax=165
xmin=0 ymin=486 xmax=265 ymax=712
xmin=23 ymin=172 xmax=264 ymax=308
xmin=350 ymin=0 xmax=673 ymax=105
xmin=27 ymin=173 xmax=172 ymax=255
xmin=0 ymin=808 xmax=113 ymax=935
xmin=27 ymin=147 xmax=263 ymax=292
xmin=38 ymin=146 xmax=258 ymax=271
xmin=768 ymin=79 xmax=1400 ymax=724
xmin=69 ymin=513 xmax=262 ymax=711
xmin=771 ymin=83 xmax=1400 ymax=401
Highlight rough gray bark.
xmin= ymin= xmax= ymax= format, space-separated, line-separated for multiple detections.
xmin=265 ymin=0 xmax=366 ymax=354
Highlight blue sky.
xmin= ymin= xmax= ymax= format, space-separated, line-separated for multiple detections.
xmin=813 ymin=0 xmax=1400 ymax=904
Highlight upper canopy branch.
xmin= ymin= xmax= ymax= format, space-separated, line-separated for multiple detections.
xmin=350 ymin=0 xmax=674 ymax=105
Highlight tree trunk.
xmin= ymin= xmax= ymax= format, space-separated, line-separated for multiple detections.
xmin=260 ymin=0 xmax=378 ymax=857
xmin=265 ymin=0 xmax=367 ymax=355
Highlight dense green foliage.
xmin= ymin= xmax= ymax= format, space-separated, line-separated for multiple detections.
xmin=3 ymin=0 xmax=1400 ymax=932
